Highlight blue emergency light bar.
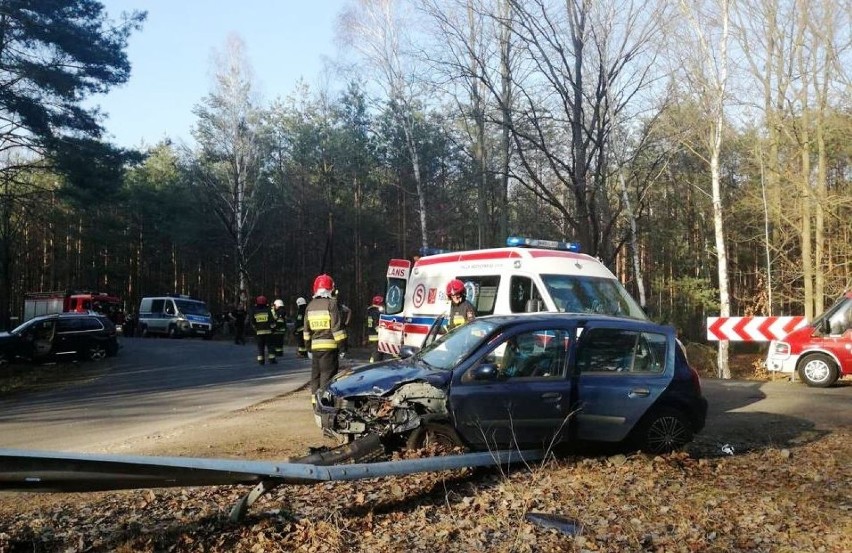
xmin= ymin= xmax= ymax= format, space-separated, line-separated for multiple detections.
xmin=419 ymin=246 xmax=453 ymax=256
xmin=506 ymin=236 xmax=580 ymax=252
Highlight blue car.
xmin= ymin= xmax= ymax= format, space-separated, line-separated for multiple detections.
xmin=315 ymin=313 xmax=707 ymax=454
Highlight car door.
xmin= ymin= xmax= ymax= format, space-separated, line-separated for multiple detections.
xmin=27 ymin=319 xmax=57 ymax=361
xmin=573 ymin=322 xmax=672 ymax=442
xmin=449 ymin=324 xmax=574 ymax=450
xmin=52 ymin=317 xmax=83 ymax=358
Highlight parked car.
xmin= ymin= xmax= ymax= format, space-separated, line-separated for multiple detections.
xmin=314 ymin=313 xmax=708 ymax=454
xmin=0 ymin=312 xmax=119 ymax=365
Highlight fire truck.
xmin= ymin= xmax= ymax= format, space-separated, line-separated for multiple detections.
xmin=766 ymin=290 xmax=852 ymax=387
xmin=23 ymin=291 xmax=122 ymax=323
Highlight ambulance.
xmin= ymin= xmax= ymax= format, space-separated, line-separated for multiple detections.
xmin=377 ymin=236 xmax=647 ymax=355
xmin=766 ymin=290 xmax=852 ymax=387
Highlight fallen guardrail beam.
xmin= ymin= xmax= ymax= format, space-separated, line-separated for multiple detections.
xmin=0 ymin=445 xmax=544 ymax=521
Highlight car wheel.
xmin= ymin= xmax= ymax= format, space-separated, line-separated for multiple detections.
xmin=140 ymin=324 xmax=150 ymax=338
xmin=633 ymin=408 xmax=693 ymax=454
xmin=405 ymin=422 xmax=464 ymax=452
xmin=0 ymin=352 xmax=8 ymax=366
xmin=797 ymin=353 xmax=838 ymax=388
xmin=168 ymin=325 xmax=178 ymax=338
xmin=87 ymin=343 xmax=108 ymax=361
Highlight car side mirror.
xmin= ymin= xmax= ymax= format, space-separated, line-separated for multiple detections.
xmin=399 ymin=345 xmax=419 ymax=359
xmin=470 ymin=362 xmax=499 ymax=381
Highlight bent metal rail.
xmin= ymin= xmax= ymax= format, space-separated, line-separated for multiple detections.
xmin=0 ymin=440 xmax=544 ymax=522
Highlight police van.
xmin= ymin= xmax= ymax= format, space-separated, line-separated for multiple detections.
xmin=377 ymin=236 xmax=647 ymax=355
xmin=138 ymin=295 xmax=214 ymax=339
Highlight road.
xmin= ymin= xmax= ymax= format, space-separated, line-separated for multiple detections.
xmin=0 ymin=337 xmax=849 ymax=456
xmin=0 ymin=337 xmax=312 ymax=452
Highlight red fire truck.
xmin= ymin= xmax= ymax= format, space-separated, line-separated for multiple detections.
xmin=23 ymin=291 xmax=122 ymax=323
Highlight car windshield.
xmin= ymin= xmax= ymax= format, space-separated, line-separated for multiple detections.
xmin=541 ymin=274 xmax=647 ymax=320
xmin=415 ymin=319 xmax=499 ymax=370
xmin=10 ymin=319 xmax=36 ymax=335
xmin=175 ymin=300 xmax=210 ymax=316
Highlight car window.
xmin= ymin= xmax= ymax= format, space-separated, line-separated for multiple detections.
xmin=490 ymin=328 xmax=570 ymax=379
xmin=417 ymin=318 xmax=498 ymax=370
xmin=57 ymin=318 xmax=83 ymax=332
xmin=541 ymin=274 xmax=647 ymax=319
xmin=455 ymin=276 xmax=500 ymax=316
xmin=80 ymin=317 xmax=104 ymax=331
xmin=577 ymin=328 xmax=666 ymax=374
xmin=509 ymin=276 xmax=545 ymax=313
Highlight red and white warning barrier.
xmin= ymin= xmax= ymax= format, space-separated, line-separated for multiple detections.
xmin=706 ymin=316 xmax=808 ymax=342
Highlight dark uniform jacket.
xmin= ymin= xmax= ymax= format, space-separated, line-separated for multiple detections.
xmin=448 ymin=300 xmax=476 ymax=331
xmin=304 ymin=296 xmax=347 ymax=352
xmin=272 ymin=306 xmax=287 ymax=334
xmin=251 ymin=305 xmax=275 ymax=335
xmin=365 ymin=305 xmax=381 ymax=342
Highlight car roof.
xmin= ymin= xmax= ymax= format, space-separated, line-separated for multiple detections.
xmin=475 ymin=312 xmax=671 ymax=332
xmin=28 ymin=312 xmax=108 ymax=322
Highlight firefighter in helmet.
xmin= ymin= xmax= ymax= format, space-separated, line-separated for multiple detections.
xmin=366 ymin=295 xmax=385 ymax=363
xmin=250 ymin=295 xmax=276 ymax=365
xmin=271 ymin=298 xmax=288 ymax=359
xmin=304 ymin=274 xmax=347 ymax=392
xmin=294 ymin=297 xmax=308 ymax=358
xmin=446 ymin=279 xmax=476 ymax=331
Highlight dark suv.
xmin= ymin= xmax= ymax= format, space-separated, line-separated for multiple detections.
xmin=0 ymin=312 xmax=119 ymax=364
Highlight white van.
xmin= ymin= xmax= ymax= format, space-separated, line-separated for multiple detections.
xmin=377 ymin=237 xmax=647 ymax=355
xmin=138 ymin=295 xmax=214 ymax=339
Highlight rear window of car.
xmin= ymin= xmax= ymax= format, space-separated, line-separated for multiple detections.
xmin=57 ymin=318 xmax=82 ymax=332
xmin=79 ymin=317 xmax=104 ymax=331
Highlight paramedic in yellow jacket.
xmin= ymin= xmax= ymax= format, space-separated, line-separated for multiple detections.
xmin=446 ymin=279 xmax=476 ymax=331
xmin=304 ymin=274 xmax=347 ymax=393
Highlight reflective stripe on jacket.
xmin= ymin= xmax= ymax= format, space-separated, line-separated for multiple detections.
xmin=304 ymin=296 xmax=346 ymax=351
xmin=251 ymin=306 xmax=274 ymax=335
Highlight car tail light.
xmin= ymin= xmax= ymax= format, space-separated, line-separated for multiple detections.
xmin=688 ymin=365 xmax=702 ymax=394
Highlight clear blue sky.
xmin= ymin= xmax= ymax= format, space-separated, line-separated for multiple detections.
xmin=93 ymin=1 xmax=344 ymax=149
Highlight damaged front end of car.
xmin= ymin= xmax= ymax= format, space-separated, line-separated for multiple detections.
xmin=315 ymin=378 xmax=450 ymax=449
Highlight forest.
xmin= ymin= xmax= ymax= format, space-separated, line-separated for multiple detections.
xmin=0 ymin=1 xmax=849 ymax=371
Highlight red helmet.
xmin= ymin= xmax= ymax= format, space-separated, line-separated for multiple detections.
xmin=372 ymin=295 xmax=384 ymax=306
xmin=312 ymin=274 xmax=335 ymax=296
xmin=256 ymin=295 xmax=267 ymax=306
xmin=446 ymin=279 xmax=466 ymax=298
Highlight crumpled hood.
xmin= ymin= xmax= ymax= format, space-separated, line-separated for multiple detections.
xmin=327 ymin=358 xmax=451 ymax=397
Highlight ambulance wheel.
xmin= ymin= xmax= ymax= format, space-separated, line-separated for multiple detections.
xmin=797 ymin=353 xmax=838 ymax=388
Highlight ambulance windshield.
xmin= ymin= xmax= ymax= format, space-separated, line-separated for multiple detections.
xmin=541 ymin=274 xmax=646 ymax=320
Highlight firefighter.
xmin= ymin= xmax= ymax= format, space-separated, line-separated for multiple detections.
xmin=271 ymin=298 xmax=287 ymax=360
xmin=304 ymin=274 xmax=347 ymax=393
xmin=446 ymin=279 xmax=476 ymax=331
xmin=366 ymin=295 xmax=385 ymax=363
xmin=332 ymin=288 xmax=352 ymax=351
xmin=294 ymin=297 xmax=308 ymax=358
xmin=250 ymin=295 xmax=276 ymax=365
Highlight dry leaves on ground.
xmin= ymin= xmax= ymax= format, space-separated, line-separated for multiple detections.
xmin=1 ymin=430 xmax=849 ymax=552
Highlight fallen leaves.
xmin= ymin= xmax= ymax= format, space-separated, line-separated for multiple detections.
xmin=0 ymin=432 xmax=849 ymax=552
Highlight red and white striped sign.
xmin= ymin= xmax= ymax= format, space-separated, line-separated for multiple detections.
xmin=706 ymin=316 xmax=808 ymax=342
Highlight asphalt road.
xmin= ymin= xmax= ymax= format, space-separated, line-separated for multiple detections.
xmin=0 ymin=337 xmax=849 ymax=456
xmin=0 ymin=336 xmax=313 ymax=452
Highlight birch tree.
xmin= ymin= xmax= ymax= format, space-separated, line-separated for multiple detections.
xmin=339 ymin=0 xmax=431 ymax=251
xmin=677 ymin=0 xmax=732 ymax=378
xmin=188 ymin=34 xmax=267 ymax=297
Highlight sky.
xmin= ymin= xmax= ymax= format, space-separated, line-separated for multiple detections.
xmin=92 ymin=1 xmax=345 ymax=149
